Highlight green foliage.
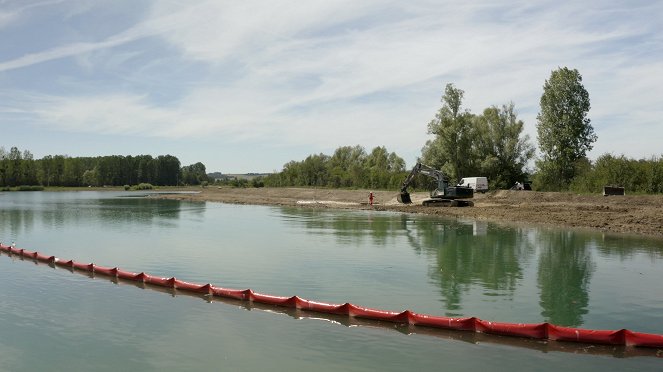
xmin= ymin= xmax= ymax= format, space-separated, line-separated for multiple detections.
xmin=569 ymin=154 xmax=663 ymax=194
xmin=536 ymin=67 xmax=596 ymax=190
xmin=251 ymin=177 xmax=264 ymax=188
xmin=124 ymin=185 xmax=131 ymax=191
xmin=473 ymin=103 xmax=534 ymax=189
xmin=422 ymin=85 xmax=534 ymax=188
xmin=263 ymin=145 xmax=407 ymax=190
xmin=181 ymin=162 xmax=208 ymax=185
xmin=135 ymin=183 xmax=154 ymax=190
xmin=0 ymin=146 xmax=203 ymax=188
xmin=422 ymin=83 xmax=475 ymax=182
xmin=230 ymin=179 xmax=249 ymax=188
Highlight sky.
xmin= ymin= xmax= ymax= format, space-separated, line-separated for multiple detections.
xmin=1 ymin=0 xmax=661 ymax=173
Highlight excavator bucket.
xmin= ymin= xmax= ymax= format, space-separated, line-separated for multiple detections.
xmin=397 ymin=192 xmax=412 ymax=204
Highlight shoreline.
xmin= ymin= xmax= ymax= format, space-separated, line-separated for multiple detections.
xmin=152 ymin=187 xmax=663 ymax=239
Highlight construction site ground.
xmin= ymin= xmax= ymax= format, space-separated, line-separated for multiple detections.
xmin=155 ymin=187 xmax=663 ymax=238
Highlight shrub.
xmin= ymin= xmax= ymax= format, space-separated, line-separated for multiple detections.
xmin=124 ymin=185 xmax=130 ymax=191
xmin=251 ymin=177 xmax=265 ymax=188
xmin=136 ymin=183 xmax=153 ymax=190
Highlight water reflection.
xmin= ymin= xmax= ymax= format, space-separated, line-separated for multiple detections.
xmin=0 ymin=207 xmax=36 ymax=240
xmin=536 ymin=230 xmax=594 ymax=326
xmin=0 ymin=192 xmax=187 ymax=239
xmin=278 ymin=207 xmax=663 ymax=327
xmin=408 ymin=219 xmax=535 ymax=316
xmin=3 ymin=195 xmax=663 ymax=332
xmin=278 ymin=208 xmax=404 ymax=246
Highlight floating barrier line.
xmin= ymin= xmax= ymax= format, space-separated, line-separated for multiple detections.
xmin=2 ymin=244 xmax=663 ymax=350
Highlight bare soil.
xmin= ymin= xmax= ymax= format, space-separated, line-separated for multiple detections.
xmin=155 ymin=187 xmax=663 ymax=238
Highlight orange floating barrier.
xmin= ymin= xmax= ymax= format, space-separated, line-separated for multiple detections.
xmin=2 ymin=243 xmax=663 ymax=349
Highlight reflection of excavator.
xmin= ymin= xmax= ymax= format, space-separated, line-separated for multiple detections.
xmin=397 ymin=163 xmax=474 ymax=207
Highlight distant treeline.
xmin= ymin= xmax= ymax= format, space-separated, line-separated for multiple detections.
xmin=261 ymin=145 xmax=411 ymax=190
xmin=569 ymin=154 xmax=663 ymax=194
xmin=260 ymin=146 xmax=663 ymax=194
xmin=0 ymin=146 xmax=208 ymax=187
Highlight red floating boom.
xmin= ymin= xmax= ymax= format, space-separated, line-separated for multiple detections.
xmin=2 ymin=243 xmax=663 ymax=349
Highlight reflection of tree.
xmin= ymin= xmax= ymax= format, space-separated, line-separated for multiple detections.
xmin=0 ymin=207 xmax=35 ymax=239
xmin=536 ymin=230 xmax=594 ymax=327
xmin=98 ymin=198 xmax=184 ymax=224
xmin=409 ymin=219 xmax=534 ymax=316
xmin=0 ymin=195 xmax=185 ymax=239
xmin=286 ymin=208 xmax=536 ymax=316
xmin=279 ymin=208 xmax=402 ymax=246
xmin=595 ymin=234 xmax=663 ymax=261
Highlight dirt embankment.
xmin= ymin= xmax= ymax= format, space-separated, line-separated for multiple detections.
xmin=155 ymin=187 xmax=663 ymax=238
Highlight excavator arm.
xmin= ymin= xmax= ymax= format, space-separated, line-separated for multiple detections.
xmin=397 ymin=163 xmax=449 ymax=204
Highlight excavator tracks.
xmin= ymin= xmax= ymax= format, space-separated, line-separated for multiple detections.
xmin=422 ymin=199 xmax=474 ymax=207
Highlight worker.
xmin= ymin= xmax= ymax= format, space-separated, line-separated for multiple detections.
xmin=369 ymin=192 xmax=374 ymax=206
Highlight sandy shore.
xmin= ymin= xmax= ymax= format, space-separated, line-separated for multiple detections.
xmin=154 ymin=187 xmax=663 ymax=238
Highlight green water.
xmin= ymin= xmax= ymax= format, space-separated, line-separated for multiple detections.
xmin=1 ymin=191 xmax=662 ymax=371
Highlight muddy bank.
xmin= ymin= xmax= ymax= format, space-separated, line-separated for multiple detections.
xmin=154 ymin=187 xmax=663 ymax=238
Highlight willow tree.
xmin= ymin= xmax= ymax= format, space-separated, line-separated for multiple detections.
xmin=474 ymin=103 xmax=534 ymax=189
xmin=536 ymin=67 xmax=596 ymax=190
xmin=421 ymin=83 xmax=475 ymax=182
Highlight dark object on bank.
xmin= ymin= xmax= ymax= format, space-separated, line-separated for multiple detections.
xmin=603 ymin=186 xmax=625 ymax=196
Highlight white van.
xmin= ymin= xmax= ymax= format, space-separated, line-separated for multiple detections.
xmin=458 ymin=177 xmax=488 ymax=193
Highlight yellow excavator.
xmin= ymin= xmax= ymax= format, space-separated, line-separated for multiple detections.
xmin=397 ymin=163 xmax=474 ymax=207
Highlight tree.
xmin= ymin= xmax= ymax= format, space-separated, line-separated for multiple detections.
xmin=474 ymin=103 xmax=534 ymax=189
xmin=82 ymin=168 xmax=99 ymax=186
xmin=21 ymin=150 xmax=38 ymax=185
xmin=299 ymin=153 xmax=329 ymax=186
xmin=155 ymin=155 xmax=181 ymax=185
xmin=6 ymin=147 xmax=22 ymax=186
xmin=181 ymin=162 xmax=208 ymax=185
xmin=0 ymin=147 xmax=6 ymax=185
xmin=421 ymin=83 xmax=475 ymax=182
xmin=365 ymin=146 xmax=406 ymax=189
xmin=536 ymin=67 xmax=596 ymax=190
xmin=329 ymin=145 xmax=366 ymax=187
xmin=39 ymin=155 xmax=54 ymax=186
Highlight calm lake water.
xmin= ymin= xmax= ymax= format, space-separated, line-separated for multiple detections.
xmin=1 ymin=191 xmax=662 ymax=371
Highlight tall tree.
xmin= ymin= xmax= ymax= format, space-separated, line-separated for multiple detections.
xmin=536 ymin=67 xmax=596 ymax=190
xmin=21 ymin=150 xmax=38 ymax=185
xmin=474 ymin=103 xmax=534 ymax=189
xmin=7 ymin=147 xmax=22 ymax=186
xmin=155 ymin=155 xmax=181 ymax=185
xmin=329 ymin=145 xmax=366 ymax=187
xmin=0 ymin=147 xmax=7 ymax=185
xmin=421 ymin=83 xmax=475 ymax=181
xmin=181 ymin=162 xmax=208 ymax=185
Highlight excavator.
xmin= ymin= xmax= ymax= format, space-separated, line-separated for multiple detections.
xmin=397 ymin=163 xmax=474 ymax=207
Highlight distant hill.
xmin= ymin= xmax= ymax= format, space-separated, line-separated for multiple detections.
xmin=207 ymin=172 xmax=271 ymax=181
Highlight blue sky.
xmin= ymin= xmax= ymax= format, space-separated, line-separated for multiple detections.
xmin=1 ymin=0 xmax=661 ymax=173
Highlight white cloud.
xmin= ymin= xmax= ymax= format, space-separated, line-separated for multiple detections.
xmin=2 ymin=0 xmax=662 ymax=167
xmin=0 ymin=11 xmax=17 ymax=28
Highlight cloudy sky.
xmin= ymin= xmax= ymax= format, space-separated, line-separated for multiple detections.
xmin=1 ymin=0 xmax=661 ymax=173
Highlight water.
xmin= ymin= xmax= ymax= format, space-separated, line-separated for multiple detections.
xmin=1 ymin=191 xmax=662 ymax=371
